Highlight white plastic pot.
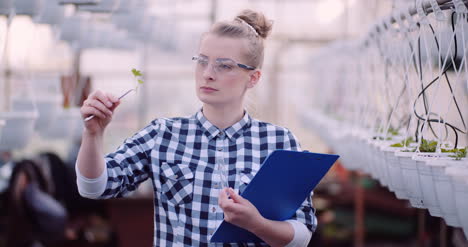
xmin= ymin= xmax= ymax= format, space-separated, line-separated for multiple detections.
xmin=385 ymin=147 xmax=409 ymax=200
xmin=366 ymin=140 xmax=380 ymax=180
xmin=58 ymin=0 xmax=100 ymax=4
xmin=427 ymin=158 xmax=464 ymax=227
xmin=374 ymin=141 xmax=396 ymax=188
xmin=0 ymin=0 xmax=12 ymax=15
xmin=0 ymin=111 xmax=38 ymax=151
xmin=446 ymin=166 xmax=468 ymax=239
xmin=78 ymin=0 xmax=119 ymax=12
xmin=34 ymin=95 xmax=61 ymax=132
xmin=396 ymin=151 xmax=425 ymax=208
xmin=60 ymin=15 xmax=86 ymax=44
xmin=14 ymin=0 xmax=43 ymax=16
xmin=0 ymin=120 xmax=5 ymax=141
xmin=40 ymin=107 xmax=82 ymax=140
xmin=356 ymin=135 xmax=371 ymax=173
xmin=36 ymin=0 xmax=65 ymax=25
xmin=413 ymin=154 xmax=443 ymax=217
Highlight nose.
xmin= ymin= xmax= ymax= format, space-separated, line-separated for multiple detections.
xmin=202 ymin=64 xmax=216 ymax=81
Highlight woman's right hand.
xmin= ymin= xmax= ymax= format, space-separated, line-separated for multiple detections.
xmin=80 ymin=90 xmax=120 ymax=136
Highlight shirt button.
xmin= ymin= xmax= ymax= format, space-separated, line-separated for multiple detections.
xmin=218 ymin=132 xmax=224 ymax=137
xmin=212 ymin=207 xmax=216 ymax=213
xmin=217 ymin=147 xmax=223 ymax=151
xmin=209 ymin=230 xmax=214 ymax=235
xmin=214 ymin=184 xmax=219 ymax=188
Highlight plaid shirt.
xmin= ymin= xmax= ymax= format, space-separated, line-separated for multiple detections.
xmin=99 ymin=109 xmax=317 ymax=246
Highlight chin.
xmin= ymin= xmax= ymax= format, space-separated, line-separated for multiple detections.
xmin=197 ymin=94 xmax=226 ymax=106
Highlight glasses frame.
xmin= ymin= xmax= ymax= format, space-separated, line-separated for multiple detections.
xmin=192 ymin=55 xmax=256 ymax=72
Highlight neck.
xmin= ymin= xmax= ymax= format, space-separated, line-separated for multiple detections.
xmin=202 ymin=103 xmax=245 ymax=129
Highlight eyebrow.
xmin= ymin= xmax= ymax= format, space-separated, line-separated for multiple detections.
xmin=198 ymin=54 xmax=235 ymax=62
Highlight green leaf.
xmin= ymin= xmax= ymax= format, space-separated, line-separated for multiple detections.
xmin=390 ymin=143 xmax=403 ymax=148
xmin=447 ymin=148 xmax=467 ymax=160
xmin=389 ymin=137 xmax=413 ymax=148
xmin=132 ymin=68 xmax=142 ymax=77
xmin=418 ymin=138 xmax=438 ymax=153
xmin=138 ymin=79 xmax=144 ymax=84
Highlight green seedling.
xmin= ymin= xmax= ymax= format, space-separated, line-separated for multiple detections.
xmin=84 ymin=68 xmax=145 ymax=122
xmin=446 ymin=147 xmax=467 ymax=160
xmin=131 ymin=68 xmax=144 ymax=89
xmin=390 ymin=137 xmax=414 ymax=148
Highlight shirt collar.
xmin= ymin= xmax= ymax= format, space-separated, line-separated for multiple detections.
xmin=195 ymin=108 xmax=251 ymax=141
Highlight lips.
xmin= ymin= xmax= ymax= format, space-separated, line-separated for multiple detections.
xmin=200 ymin=86 xmax=218 ymax=92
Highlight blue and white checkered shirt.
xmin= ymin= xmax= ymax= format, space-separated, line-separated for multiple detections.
xmin=98 ymin=109 xmax=317 ymax=246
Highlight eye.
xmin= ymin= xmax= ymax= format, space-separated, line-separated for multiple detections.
xmin=217 ymin=63 xmax=233 ymax=71
xmin=197 ymin=59 xmax=208 ymax=66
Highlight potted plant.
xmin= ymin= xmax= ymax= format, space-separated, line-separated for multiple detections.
xmin=445 ymin=165 xmax=468 ymax=239
xmin=384 ymin=137 xmax=415 ymax=199
xmin=0 ymin=96 xmax=38 ymax=151
xmin=36 ymin=0 xmax=65 ymax=26
xmin=40 ymin=72 xmax=90 ymax=140
xmin=0 ymin=119 xmax=5 ymax=140
xmin=0 ymin=0 xmax=12 ymax=15
xmin=33 ymin=76 xmax=62 ymax=133
xmin=426 ymin=154 xmax=466 ymax=227
xmin=14 ymin=0 xmax=42 ymax=17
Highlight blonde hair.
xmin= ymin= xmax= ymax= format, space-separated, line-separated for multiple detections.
xmin=208 ymin=9 xmax=273 ymax=69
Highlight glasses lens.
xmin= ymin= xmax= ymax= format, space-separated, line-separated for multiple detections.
xmin=193 ymin=56 xmax=208 ymax=67
xmin=214 ymin=59 xmax=236 ymax=74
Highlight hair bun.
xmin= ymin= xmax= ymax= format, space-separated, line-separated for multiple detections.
xmin=236 ymin=9 xmax=273 ymax=39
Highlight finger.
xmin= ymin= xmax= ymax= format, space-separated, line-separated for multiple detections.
xmin=228 ymin=188 xmax=244 ymax=204
xmin=92 ymin=90 xmax=114 ymax=108
xmin=106 ymin=92 xmax=120 ymax=104
xmin=86 ymin=99 xmax=113 ymax=116
xmin=218 ymin=188 xmax=229 ymax=205
xmin=83 ymin=106 xmax=107 ymax=119
xmin=109 ymin=100 xmax=120 ymax=112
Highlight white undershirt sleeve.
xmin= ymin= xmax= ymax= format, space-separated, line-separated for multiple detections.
xmin=285 ymin=220 xmax=312 ymax=247
xmin=75 ymin=162 xmax=108 ymax=199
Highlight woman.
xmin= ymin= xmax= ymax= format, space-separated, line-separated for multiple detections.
xmin=76 ymin=9 xmax=316 ymax=247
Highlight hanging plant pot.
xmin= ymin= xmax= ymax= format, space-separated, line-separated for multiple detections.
xmin=426 ymin=158 xmax=464 ymax=227
xmin=446 ymin=166 xmax=468 ymax=239
xmin=0 ymin=111 xmax=38 ymax=151
xmin=0 ymin=120 xmax=5 ymax=141
xmin=78 ymin=0 xmax=119 ymax=13
xmin=40 ymin=107 xmax=82 ymax=140
xmin=374 ymin=141 xmax=398 ymax=188
xmin=413 ymin=153 xmax=444 ymax=217
xmin=365 ymin=139 xmax=381 ymax=180
xmin=335 ymin=133 xmax=353 ymax=170
xmin=14 ymin=0 xmax=43 ymax=16
xmin=0 ymin=0 xmax=12 ymax=15
xmin=35 ymin=95 xmax=61 ymax=133
xmin=58 ymin=0 xmax=100 ymax=4
xmin=354 ymin=134 xmax=370 ymax=173
xmin=59 ymin=15 xmax=86 ymax=44
xmin=345 ymin=132 xmax=365 ymax=171
xmin=396 ymin=151 xmax=425 ymax=209
xmin=384 ymin=146 xmax=409 ymax=199
xmin=36 ymin=0 xmax=65 ymax=25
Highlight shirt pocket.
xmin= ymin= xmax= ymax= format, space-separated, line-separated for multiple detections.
xmin=160 ymin=162 xmax=195 ymax=206
xmin=238 ymin=169 xmax=255 ymax=195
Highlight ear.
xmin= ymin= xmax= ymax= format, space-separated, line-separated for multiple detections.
xmin=247 ymin=70 xmax=261 ymax=88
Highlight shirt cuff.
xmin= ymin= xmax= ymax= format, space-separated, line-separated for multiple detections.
xmin=285 ymin=220 xmax=312 ymax=247
xmin=75 ymin=162 xmax=108 ymax=199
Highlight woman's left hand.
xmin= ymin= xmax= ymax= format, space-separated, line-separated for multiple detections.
xmin=218 ymin=187 xmax=265 ymax=232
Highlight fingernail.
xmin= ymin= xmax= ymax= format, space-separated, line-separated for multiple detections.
xmin=106 ymin=101 xmax=113 ymax=107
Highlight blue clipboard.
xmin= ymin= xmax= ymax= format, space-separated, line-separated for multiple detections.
xmin=210 ymin=150 xmax=339 ymax=243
